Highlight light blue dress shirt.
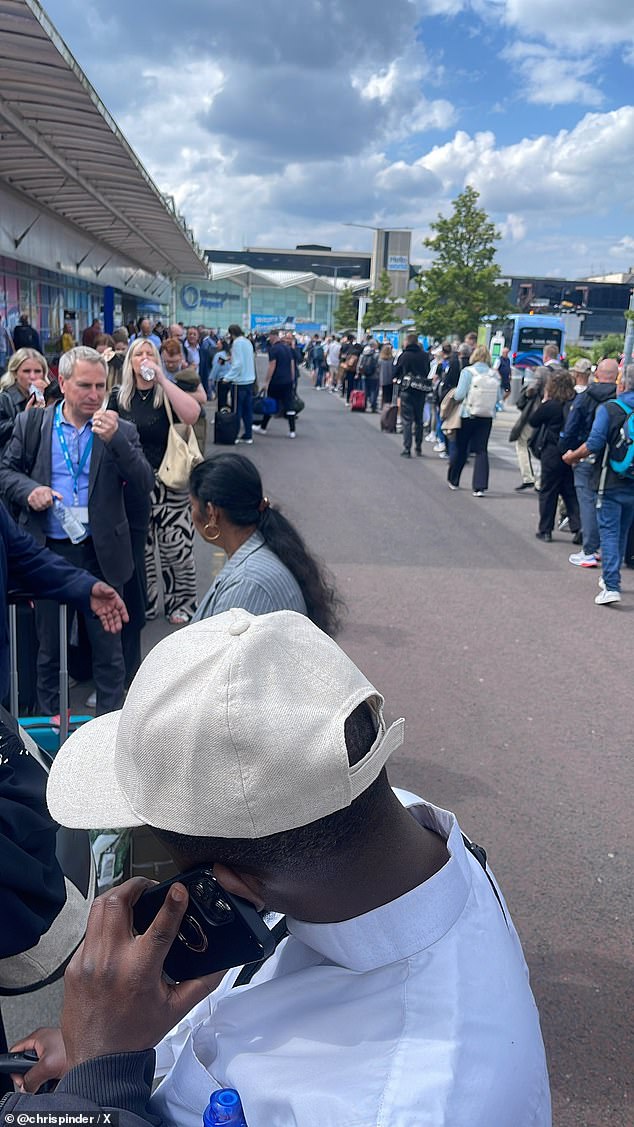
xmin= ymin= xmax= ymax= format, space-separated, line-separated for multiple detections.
xmin=46 ymin=403 xmax=93 ymax=539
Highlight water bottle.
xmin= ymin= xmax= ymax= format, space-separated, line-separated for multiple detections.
xmin=140 ymin=362 xmax=155 ymax=382
xmin=203 ymin=1088 xmax=248 ymax=1126
xmin=29 ymin=382 xmax=45 ymax=403
xmin=53 ymin=499 xmax=86 ymax=544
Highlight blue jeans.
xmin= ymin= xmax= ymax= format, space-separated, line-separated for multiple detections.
xmin=574 ymin=461 xmax=600 ymax=555
xmin=597 ymin=485 xmax=634 ymax=592
xmin=235 ymin=382 xmax=255 ymax=440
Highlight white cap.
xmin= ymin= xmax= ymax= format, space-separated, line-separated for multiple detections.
xmin=47 ymin=610 xmax=404 ymax=839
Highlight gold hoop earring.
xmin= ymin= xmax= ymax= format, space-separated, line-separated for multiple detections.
xmin=203 ymin=522 xmax=221 ymax=542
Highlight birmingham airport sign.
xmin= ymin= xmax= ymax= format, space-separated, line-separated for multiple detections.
xmin=180 ymin=285 xmax=241 ymax=311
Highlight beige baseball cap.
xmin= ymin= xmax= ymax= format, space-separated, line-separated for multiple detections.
xmin=47 ymin=610 xmax=404 ymax=838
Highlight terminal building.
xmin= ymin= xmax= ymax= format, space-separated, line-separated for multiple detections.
xmin=504 ymin=274 xmax=632 ymax=342
xmin=0 ymin=0 xmax=207 ymax=353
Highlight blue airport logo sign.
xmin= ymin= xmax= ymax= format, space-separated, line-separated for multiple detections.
xmin=180 ymin=285 xmax=241 ymax=311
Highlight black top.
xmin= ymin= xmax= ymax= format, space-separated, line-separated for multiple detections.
xmin=268 ymin=342 xmax=294 ymax=385
xmin=529 ymin=399 xmax=568 ymax=447
xmin=108 ymin=388 xmax=179 ymax=471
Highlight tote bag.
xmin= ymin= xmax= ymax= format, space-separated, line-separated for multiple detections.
xmin=157 ymin=395 xmax=204 ymax=492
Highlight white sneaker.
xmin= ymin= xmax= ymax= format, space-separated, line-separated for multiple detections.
xmin=569 ymin=551 xmax=599 ymax=567
xmin=448 ymin=483 xmax=458 ymax=491
xmin=425 ymin=433 xmax=435 ymax=442
xmin=473 ymin=491 xmax=485 ymax=497
xmin=85 ymin=690 xmax=97 ymax=708
xmin=288 ymin=431 xmax=296 ymax=439
xmin=594 ymin=588 xmax=621 ymax=606
xmin=235 ymin=437 xmax=253 ymax=444
xmin=438 ymin=451 xmax=449 ymax=460
xmin=598 ymin=576 xmax=606 ymax=590
xmin=433 ymin=442 xmax=445 ymax=452
xmin=252 ymin=424 xmax=263 ymax=433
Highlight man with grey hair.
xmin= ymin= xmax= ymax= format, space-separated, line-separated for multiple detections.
xmin=564 ymin=363 xmax=634 ymax=605
xmin=0 ymin=346 xmax=153 ymax=710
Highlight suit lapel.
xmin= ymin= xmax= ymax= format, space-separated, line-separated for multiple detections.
xmin=88 ymin=430 xmax=103 ymax=498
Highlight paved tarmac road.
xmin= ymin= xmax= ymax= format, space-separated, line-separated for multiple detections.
xmin=5 ymin=387 xmax=631 ymax=1127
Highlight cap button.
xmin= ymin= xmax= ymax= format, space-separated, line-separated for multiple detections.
xmin=228 ymin=615 xmax=251 ymax=636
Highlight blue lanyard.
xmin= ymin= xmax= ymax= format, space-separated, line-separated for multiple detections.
xmin=55 ymin=403 xmax=93 ymax=503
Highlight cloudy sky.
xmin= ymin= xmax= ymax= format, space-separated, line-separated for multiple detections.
xmin=44 ymin=0 xmax=634 ymax=279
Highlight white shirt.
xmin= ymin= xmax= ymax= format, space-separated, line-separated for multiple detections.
xmin=151 ymin=794 xmax=551 ymax=1127
xmin=326 ymin=340 xmax=341 ymax=366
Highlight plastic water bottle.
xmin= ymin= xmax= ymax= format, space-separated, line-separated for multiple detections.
xmin=53 ymin=499 xmax=86 ymax=544
xmin=203 ymin=1088 xmax=248 ymax=1126
xmin=140 ymin=362 xmax=155 ymax=382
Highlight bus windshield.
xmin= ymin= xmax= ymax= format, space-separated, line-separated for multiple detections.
xmin=517 ymin=326 xmax=562 ymax=351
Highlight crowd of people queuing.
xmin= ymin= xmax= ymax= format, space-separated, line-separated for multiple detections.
xmin=15 ymin=309 xmax=634 ymax=1126
xmin=0 ymin=313 xmax=336 ymax=726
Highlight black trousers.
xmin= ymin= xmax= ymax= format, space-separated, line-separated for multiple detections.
xmin=122 ymin=525 xmax=148 ymax=688
xmin=381 ymin=383 xmax=394 ymax=406
xmin=401 ymin=390 xmax=425 ymax=453
xmin=448 ymin=416 xmax=493 ymax=490
xmin=35 ymin=538 xmax=125 ymax=716
xmin=260 ymin=383 xmax=296 ymax=432
xmin=538 ymin=445 xmax=581 ymax=535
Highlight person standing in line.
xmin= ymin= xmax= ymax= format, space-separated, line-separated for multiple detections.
xmin=0 ymin=349 xmax=49 ymax=455
xmin=108 ymin=339 xmax=202 ymax=626
xmin=447 ymin=345 xmax=498 ymax=494
xmin=560 ymin=358 xmax=617 ymax=568
xmin=183 ymin=327 xmax=201 ymax=371
xmin=0 ymin=314 xmax=15 ymax=375
xmin=378 ymin=342 xmax=395 ymax=405
xmin=254 ymin=330 xmax=297 ymax=438
xmin=394 ymin=333 xmax=430 ymax=458
xmin=60 ymin=322 xmax=76 ymax=354
xmin=13 ymin=315 xmax=41 ymax=353
xmin=0 ymin=346 xmax=152 ymax=715
xmin=221 ymin=325 xmax=257 ymax=445
xmin=325 ymin=335 xmax=341 ymax=389
xmin=494 ymin=347 xmax=512 ymax=403
xmin=81 ymin=319 xmax=101 ymax=348
xmin=131 ymin=318 xmax=162 ymax=349
xmin=529 ymin=369 xmax=580 ymax=543
xmin=563 ymin=363 xmax=634 ymax=606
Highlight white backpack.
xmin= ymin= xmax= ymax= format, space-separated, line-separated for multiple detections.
xmin=466 ymin=366 xmax=499 ymax=418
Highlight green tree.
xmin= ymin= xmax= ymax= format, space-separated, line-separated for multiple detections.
xmin=334 ymin=284 xmax=358 ymax=332
xmin=409 ymin=186 xmax=510 ymax=340
xmin=590 ymin=334 xmax=625 ymax=364
xmin=362 ymin=270 xmax=399 ymax=330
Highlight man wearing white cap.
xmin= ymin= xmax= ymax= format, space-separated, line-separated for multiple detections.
xmin=10 ymin=611 xmax=551 ymax=1126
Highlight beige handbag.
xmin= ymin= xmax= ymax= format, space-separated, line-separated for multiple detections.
xmin=440 ymin=388 xmax=463 ymax=434
xmin=157 ymin=394 xmax=204 ymax=491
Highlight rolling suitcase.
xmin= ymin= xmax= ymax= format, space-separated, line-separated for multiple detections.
xmin=350 ymin=378 xmax=366 ymax=412
xmin=381 ymin=403 xmax=398 ymax=432
xmin=214 ymin=384 xmax=239 ymax=445
xmin=9 ymin=599 xmax=91 ymax=754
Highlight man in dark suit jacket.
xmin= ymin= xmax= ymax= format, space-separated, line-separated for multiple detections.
xmin=0 ymin=347 xmax=153 ymax=715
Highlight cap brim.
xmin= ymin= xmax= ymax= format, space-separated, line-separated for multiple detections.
xmin=46 ymin=711 xmax=144 ymax=830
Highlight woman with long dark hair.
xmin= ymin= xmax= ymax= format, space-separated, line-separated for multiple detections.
xmin=190 ymin=454 xmax=343 ymax=636
xmin=529 ymin=369 xmax=581 ymax=543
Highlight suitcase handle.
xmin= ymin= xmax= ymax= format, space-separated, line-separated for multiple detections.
xmin=9 ymin=600 xmax=69 ymax=746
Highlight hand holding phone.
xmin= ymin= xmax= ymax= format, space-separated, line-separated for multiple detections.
xmin=133 ymin=867 xmax=274 ymax=982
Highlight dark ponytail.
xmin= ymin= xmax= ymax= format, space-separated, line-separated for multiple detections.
xmin=190 ymin=454 xmax=345 ymax=637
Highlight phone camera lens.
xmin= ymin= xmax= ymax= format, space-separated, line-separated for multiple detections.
xmin=206 ymin=896 xmax=234 ymax=926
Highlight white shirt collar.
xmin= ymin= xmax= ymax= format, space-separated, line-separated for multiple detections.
xmin=287 ymin=801 xmax=471 ymax=972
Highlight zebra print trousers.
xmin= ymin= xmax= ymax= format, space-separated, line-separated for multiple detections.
xmin=145 ymin=479 xmax=197 ymax=620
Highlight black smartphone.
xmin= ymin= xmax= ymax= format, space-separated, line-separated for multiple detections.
xmin=133 ymin=867 xmax=275 ymax=981
xmin=0 ymin=1050 xmax=39 ymax=1075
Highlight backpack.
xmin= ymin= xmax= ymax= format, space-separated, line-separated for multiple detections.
xmin=312 ymin=344 xmax=324 ymax=365
xmin=358 ymin=351 xmax=377 ymax=376
xmin=606 ymin=398 xmax=634 ymax=480
xmin=466 ymin=367 xmax=499 ymax=418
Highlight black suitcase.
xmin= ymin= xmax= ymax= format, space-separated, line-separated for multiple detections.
xmin=214 ymin=385 xmax=239 ymax=445
xmin=381 ymin=403 xmax=398 ymax=433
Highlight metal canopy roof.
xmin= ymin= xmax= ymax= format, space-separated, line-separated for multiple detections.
xmin=0 ymin=0 xmax=207 ymax=278
xmin=209 ymin=263 xmax=370 ymax=293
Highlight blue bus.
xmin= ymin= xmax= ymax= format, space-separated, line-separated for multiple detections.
xmin=500 ymin=314 xmax=566 ymax=369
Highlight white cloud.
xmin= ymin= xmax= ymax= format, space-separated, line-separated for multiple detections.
xmin=503 ymin=42 xmax=603 ymax=107
xmin=503 ymin=0 xmax=634 ymax=52
xmin=499 ymin=214 xmax=527 ymax=242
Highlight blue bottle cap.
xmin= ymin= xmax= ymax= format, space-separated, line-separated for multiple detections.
xmin=203 ymin=1088 xmax=247 ymax=1126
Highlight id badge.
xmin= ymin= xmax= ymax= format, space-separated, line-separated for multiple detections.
xmin=72 ymin=506 xmax=89 ymax=524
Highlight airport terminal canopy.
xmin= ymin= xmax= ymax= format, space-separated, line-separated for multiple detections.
xmin=0 ymin=0 xmax=207 ymax=278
